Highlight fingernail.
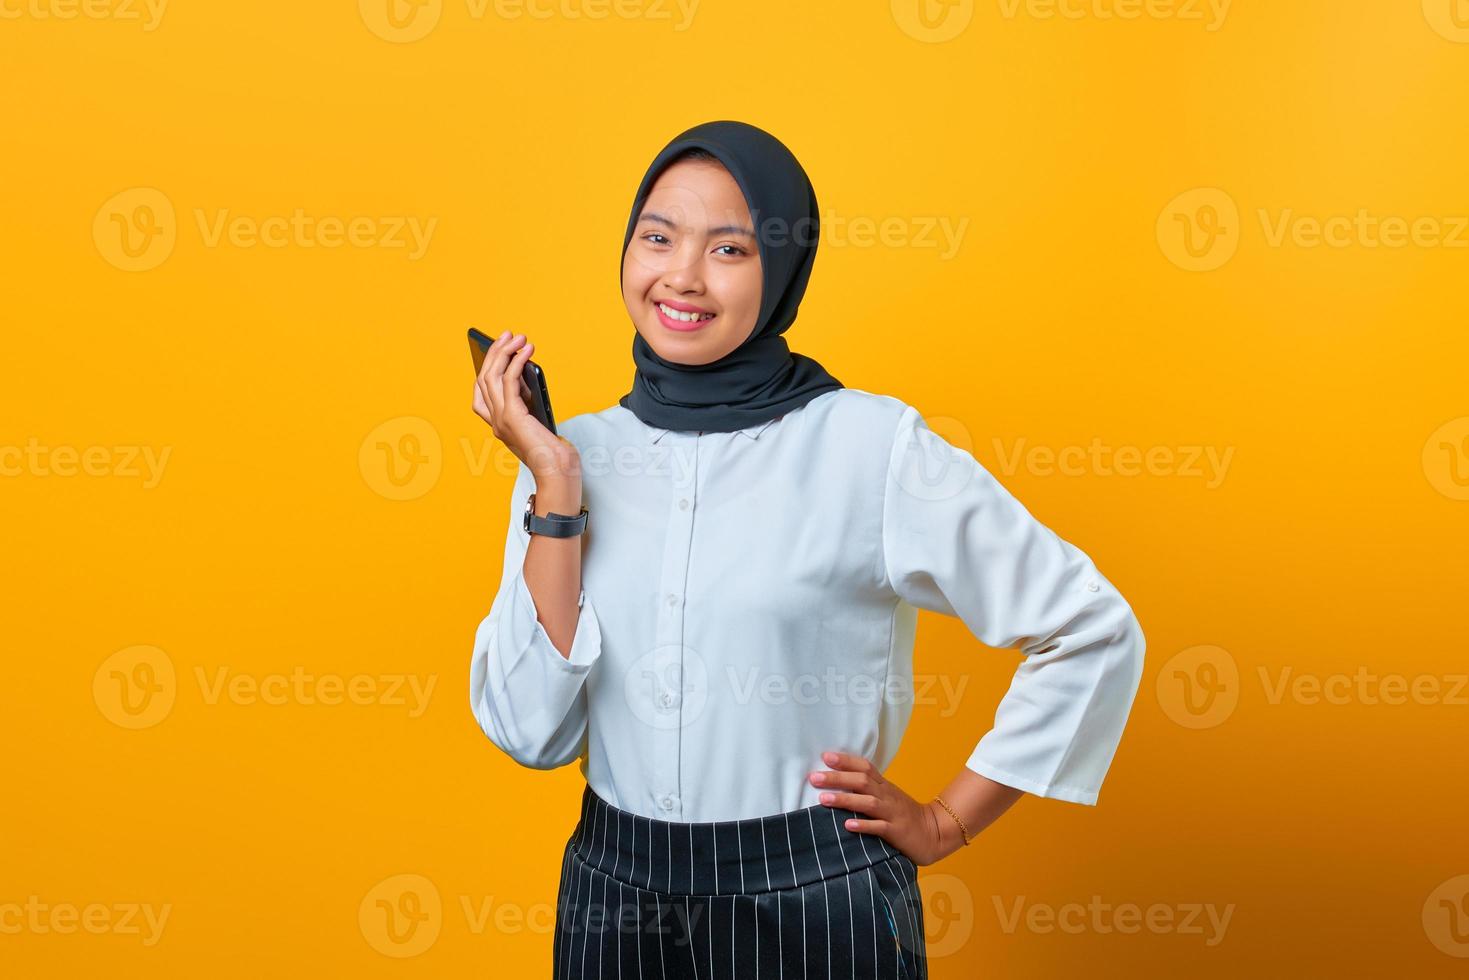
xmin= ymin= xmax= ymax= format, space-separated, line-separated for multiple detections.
xmin=819 ymin=792 xmax=834 ymax=804
xmin=811 ymin=772 xmax=824 ymax=784
xmin=822 ymin=752 xmax=838 ymax=764
xmin=499 ymin=330 xmax=509 ymax=338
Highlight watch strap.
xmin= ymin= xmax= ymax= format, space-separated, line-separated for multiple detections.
xmin=523 ymin=492 xmax=588 ymax=538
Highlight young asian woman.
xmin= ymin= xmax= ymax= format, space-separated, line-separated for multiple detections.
xmin=469 ymin=119 xmax=1146 ymax=979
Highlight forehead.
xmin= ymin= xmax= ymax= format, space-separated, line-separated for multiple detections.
xmin=639 ymin=159 xmax=752 ymax=229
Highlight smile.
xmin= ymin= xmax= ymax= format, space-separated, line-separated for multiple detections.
xmin=657 ymin=302 xmax=716 ymax=322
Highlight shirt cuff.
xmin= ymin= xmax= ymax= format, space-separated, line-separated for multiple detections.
xmin=964 ymin=753 xmax=1101 ymax=806
xmin=505 ymin=568 xmax=601 ymax=672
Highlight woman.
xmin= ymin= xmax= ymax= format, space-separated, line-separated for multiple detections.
xmin=469 ymin=120 xmax=1146 ymax=979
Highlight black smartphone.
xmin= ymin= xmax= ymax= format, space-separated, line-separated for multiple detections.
xmin=468 ymin=327 xmax=557 ymax=436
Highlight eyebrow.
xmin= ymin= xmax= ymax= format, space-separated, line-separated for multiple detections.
xmin=637 ymin=210 xmax=756 ymax=239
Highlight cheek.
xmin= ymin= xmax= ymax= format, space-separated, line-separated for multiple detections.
xmin=730 ymin=270 xmax=763 ymax=326
xmin=621 ymin=259 xmax=652 ymax=304
xmin=711 ymin=266 xmax=762 ymax=314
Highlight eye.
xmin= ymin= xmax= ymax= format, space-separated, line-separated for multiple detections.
xmin=714 ymin=244 xmax=749 ymax=257
xmin=642 ymin=233 xmax=671 ymax=246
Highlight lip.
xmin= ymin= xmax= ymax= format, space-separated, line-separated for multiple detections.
xmin=656 ymin=298 xmax=712 ymax=314
xmin=653 ymin=299 xmax=717 ymax=332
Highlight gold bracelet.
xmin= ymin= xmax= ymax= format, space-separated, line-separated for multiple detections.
xmin=932 ymin=795 xmax=972 ymax=846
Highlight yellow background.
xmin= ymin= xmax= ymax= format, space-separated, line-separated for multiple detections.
xmin=4 ymin=0 xmax=1468 ymax=975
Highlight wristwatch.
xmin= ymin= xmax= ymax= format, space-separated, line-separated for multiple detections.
xmin=523 ymin=492 xmax=589 ymax=538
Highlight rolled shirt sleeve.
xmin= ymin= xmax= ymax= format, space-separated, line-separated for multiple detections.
xmin=468 ymin=460 xmax=603 ymax=770
xmin=881 ymin=405 xmax=1146 ymax=805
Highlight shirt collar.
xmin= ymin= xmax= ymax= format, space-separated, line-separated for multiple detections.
xmin=647 ymin=417 xmax=779 ymax=444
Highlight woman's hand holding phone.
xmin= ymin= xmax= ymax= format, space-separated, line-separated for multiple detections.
xmin=472 ymin=331 xmax=580 ymax=485
xmin=473 ymin=333 xmax=585 ymax=660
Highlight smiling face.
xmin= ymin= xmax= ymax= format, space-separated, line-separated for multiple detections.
xmin=621 ymin=156 xmax=764 ymax=366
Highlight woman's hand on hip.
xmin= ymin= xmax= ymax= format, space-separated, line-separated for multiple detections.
xmin=811 ymin=751 xmax=959 ymax=867
xmin=471 ymin=330 xmax=579 ymax=481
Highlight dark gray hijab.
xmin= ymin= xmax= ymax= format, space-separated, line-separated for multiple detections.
xmin=618 ymin=120 xmax=844 ymax=434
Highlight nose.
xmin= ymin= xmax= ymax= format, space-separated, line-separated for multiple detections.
xmin=660 ymin=252 xmax=705 ymax=295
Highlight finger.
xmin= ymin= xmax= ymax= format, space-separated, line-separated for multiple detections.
xmin=472 ymin=380 xmax=491 ymax=422
xmin=485 ymin=334 xmax=526 ymax=423
xmin=475 ymin=330 xmax=512 ymax=389
xmin=498 ymin=341 xmax=535 ymax=419
xmin=810 ymin=769 xmax=873 ymax=793
xmin=817 ymin=791 xmax=881 ymax=814
xmin=822 ymin=751 xmax=884 ymax=784
xmin=841 ymin=817 xmax=892 ymax=836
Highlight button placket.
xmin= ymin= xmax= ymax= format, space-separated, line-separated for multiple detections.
xmin=651 ymin=431 xmax=698 ymax=818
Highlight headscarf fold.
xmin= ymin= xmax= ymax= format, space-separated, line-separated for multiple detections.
xmin=618 ymin=120 xmax=844 ymax=433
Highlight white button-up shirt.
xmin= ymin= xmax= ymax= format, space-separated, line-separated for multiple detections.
xmin=469 ymin=388 xmax=1145 ymax=822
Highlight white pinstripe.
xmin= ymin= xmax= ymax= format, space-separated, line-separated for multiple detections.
xmin=612 ymin=809 xmax=623 ymax=882
xmin=655 ymin=891 xmax=667 ymax=980
xmin=577 ymin=859 xmax=591 ymax=978
xmin=686 ymin=896 xmax=701 ymax=980
xmin=599 ymin=870 xmax=607 ymax=977
xmin=875 ymin=858 xmax=916 ymax=977
xmin=828 ymin=809 xmax=856 ymax=980
xmin=556 ymin=834 xmax=575 ymax=978
xmin=865 ymin=868 xmax=882 ymax=977
xmin=805 ymin=810 xmax=830 ymax=980
xmin=593 ymin=793 xmax=605 ymax=869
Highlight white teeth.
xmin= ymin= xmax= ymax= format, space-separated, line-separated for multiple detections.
xmin=658 ymin=302 xmax=715 ymax=323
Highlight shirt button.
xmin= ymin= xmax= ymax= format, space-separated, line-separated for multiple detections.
xmin=1086 ymin=581 xmax=1100 ymax=592
xmin=678 ymin=498 xmax=689 ymax=510
xmin=659 ymin=794 xmax=675 ymax=810
xmin=659 ymin=691 xmax=675 ymax=707
xmin=667 ymin=593 xmax=679 ymax=607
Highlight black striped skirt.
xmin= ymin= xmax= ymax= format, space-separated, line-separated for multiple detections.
xmin=553 ymin=782 xmax=929 ymax=979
